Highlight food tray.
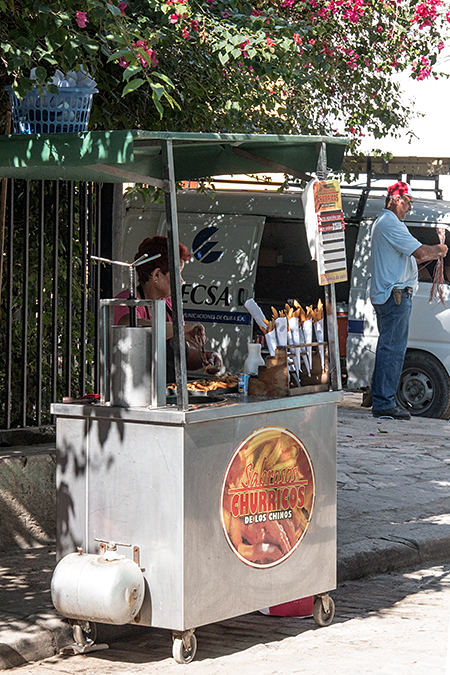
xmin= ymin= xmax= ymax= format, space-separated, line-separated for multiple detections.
xmin=166 ymin=393 xmax=226 ymax=405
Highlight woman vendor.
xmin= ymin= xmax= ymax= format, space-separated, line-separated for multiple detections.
xmin=114 ymin=236 xmax=222 ymax=383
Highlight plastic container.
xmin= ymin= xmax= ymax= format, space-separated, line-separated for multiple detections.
xmin=243 ymin=343 xmax=265 ymax=375
xmin=259 ymin=596 xmax=314 ymax=617
xmin=5 ymin=85 xmax=97 ymax=134
xmin=336 ymin=303 xmax=348 ymax=357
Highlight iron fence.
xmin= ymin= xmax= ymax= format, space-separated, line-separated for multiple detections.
xmin=0 ymin=179 xmax=109 ymax=429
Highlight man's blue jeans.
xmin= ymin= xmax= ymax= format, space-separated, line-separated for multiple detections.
xmin=372 ymin=291 xmax=412 ymax=411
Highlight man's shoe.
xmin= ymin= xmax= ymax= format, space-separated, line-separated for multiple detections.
xmin=372 ymin=406 xmax=411 ymax=420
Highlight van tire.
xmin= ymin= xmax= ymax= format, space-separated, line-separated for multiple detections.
xmin=397 ymin=352 xmax=450 ymax=420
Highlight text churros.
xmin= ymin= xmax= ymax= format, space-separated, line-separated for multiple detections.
xmin=221 ymin=427 xmax=315 ymax=568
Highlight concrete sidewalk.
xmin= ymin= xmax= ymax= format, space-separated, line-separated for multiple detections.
xmin=1 ymin=392 xmax=449 ymax=670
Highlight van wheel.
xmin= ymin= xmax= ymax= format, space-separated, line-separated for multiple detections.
xmin=397 ymin=352 xmax=450 ymax=419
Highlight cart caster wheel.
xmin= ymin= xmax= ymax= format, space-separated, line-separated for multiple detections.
xmin=172 ymin=630 xmax=197 ymax=664
xmin=313 ymin=594 xmax=335 ymax=627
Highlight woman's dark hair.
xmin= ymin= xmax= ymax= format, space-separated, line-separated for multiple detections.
xmin=135 ymin=236 xmax=191 ymax=284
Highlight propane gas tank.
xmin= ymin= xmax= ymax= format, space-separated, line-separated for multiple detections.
xmin=51 ymin=552 xmax=145 ymax=625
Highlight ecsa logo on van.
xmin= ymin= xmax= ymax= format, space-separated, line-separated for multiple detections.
xmin=192 ymin=227 xmax=224 ymax=264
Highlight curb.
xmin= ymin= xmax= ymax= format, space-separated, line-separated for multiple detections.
xmin=338 ymin=534 xmax=450 ymax=583
xmin=0 ymin=614 xmax=72 ymax=670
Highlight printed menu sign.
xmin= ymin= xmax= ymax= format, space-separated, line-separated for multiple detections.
xmin=302 ymin=178 xmax=348 ymax=286
xmin=221 ymin=427 xmax=315 ymax=568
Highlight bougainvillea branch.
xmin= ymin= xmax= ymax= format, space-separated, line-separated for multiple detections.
xmin=0 ymin=0 xmax=449 ymax=137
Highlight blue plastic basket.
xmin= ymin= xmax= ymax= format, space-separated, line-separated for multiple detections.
xmin=5 ymin=85 xmax=97 ymax=134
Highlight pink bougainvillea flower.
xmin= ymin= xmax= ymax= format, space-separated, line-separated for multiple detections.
xmin=438 ymin=41 xmax=445 ymax=50
xmin=118 ymin=1 xmax=127 ymax=13
xmin=293 ymin=33 xmax=302 ymax=44
xmin=417 ymin=67 xmax=431 ymax=80
xmin=132 ymin=40 xmax=158 ymax=67
xmin=281 ymin=0 xmax=295 ymax=6
xmin=76 ymin=11 xmax=89 ymax=27
xmin=266 ymin=37 xmax=275 ymax=47
xmin=412 ymin=1 xmax=442 ymax=29
xmin=191 ymin=19 xmax=200 ymax=31
xmin=170 ymin=12 xmax=180 ymax=22
xmin=182 ymin=28 xmax=190 ymax=38
xmin=251 ymin=8 xmax=264 ymax=15
xmin=118 ymin=56 xmax=130 ymax=68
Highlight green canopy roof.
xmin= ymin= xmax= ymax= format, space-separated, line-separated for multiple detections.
xmin=0 ymin=130 xmax=349 ymax=185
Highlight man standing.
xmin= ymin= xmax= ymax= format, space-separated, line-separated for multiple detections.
xmin=370 ymin=181 xmax=448 ymax=420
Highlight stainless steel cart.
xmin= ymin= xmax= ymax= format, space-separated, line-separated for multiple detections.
xmin=51 ymin=388 xmax=338 ymax=662
xmin=0 ymin=130 xmax=349 ymax=663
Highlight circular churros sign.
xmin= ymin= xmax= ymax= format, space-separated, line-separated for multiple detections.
xmin=221 ymin=426 xmax=315 ymax=568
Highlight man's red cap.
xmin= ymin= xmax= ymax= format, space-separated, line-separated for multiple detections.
xmin=387 ymin=181 xmax=413 ymax=197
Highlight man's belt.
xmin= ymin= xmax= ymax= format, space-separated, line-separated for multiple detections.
xmin=393 ymin=286 xmax=413 ymax=295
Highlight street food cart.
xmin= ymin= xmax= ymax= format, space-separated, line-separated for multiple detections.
xmin=0 ymin=131 xmax=349 ymax=663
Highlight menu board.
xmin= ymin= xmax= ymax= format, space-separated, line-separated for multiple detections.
xmin=303 ymin=179 xmax=348 ymax=286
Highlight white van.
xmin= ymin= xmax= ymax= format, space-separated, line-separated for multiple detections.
xmin=121 ymin=189 xmax=450 ymax=419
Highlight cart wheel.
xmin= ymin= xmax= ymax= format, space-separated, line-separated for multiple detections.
xmin=70 ymin=620 xmax=97 ymax=647
xmin=313 ymin=595 xmax=335 ymax=627
xmin=172 ymin=631 xmax=197 ymax=664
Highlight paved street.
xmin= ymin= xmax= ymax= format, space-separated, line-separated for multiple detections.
xmin=6 ymin=562 xmax=450 ymax=675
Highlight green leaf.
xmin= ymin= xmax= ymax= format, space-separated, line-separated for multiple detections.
xmin=108 ymin=3 xmax=122 ymax=16
xmin=82 ymin=39 xmax=100 ymax=55
xmin=219 ymin=51 xmax=229 ymax=65
xmin=122 ymin=64 xmax=141 ymax=80
xmin=152 ymin=71 xmax=175 ymax=88
xmin=34 ymin=66 xmax=47 ymax=81
xmin=62 ymin=41 xmax=78 ymax=68
xmin=150 ymin=82 xmax=165 ymax=100
xmin=122 ymin=78 xmax=145 ymax=96
xmin=152 ymin=90 xmax=164 ymax=117
xmin=107 ymin=48 xmax=132 ymax=63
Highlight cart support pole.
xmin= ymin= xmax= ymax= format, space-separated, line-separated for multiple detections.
xmin=161 ymin=140 xmax=189 ymax=410
xmin=317 ymin=141 xmax=342 ymax=392
xmin=324 ymin=284 xmax=342 ymax=391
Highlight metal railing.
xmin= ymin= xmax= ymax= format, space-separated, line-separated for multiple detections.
xmin=0 ymin=179 xmax=105 ymax=429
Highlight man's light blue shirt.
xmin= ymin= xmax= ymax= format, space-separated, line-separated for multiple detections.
xmin=370 ymin=208 xmax=421 ymax=305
